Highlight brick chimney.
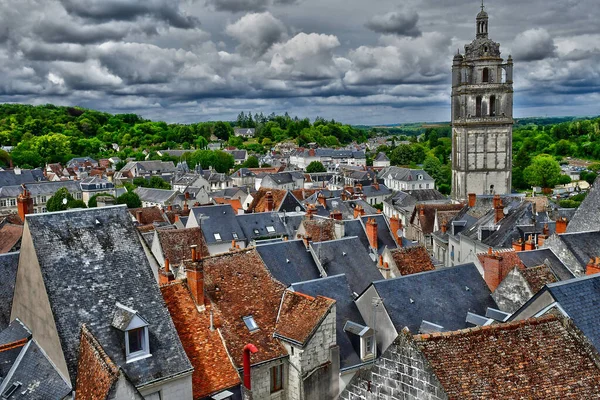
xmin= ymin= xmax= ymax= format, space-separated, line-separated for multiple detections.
xmin=481 ymin=250 xmax=510 ymax=291
xmin=135 ymin=210 xmax=143 ymax=224
xmin=306 ymin=204 xmax=317 ymax=219
xmin=493 ymin=195 xmax=504 ymax=224
xmin=556 ymin=218 xmax=568 ymax=234
xmin=353 ymin=205 xmax=365 ymax=219
xmin=186 ymin=246 xmax=204 ymax=306
xmin=330 ymin=210 xmax=343 ymax=221
xmin=389 ymin=215 xmax=401 ymax=245
xmin=191 ymin=244 xmax=198 ymax=262
xmin=372 ymin=180 xmax=380 ymax=191
xmin=468 ymin=193 xmax=476 ymax=208
xmin=586 ymin=257 xmax=600 ymax=276
xmin=366 ymin=217 xmax=378 ymax=251
xmin=441 ymin=223 xmax=447 ymax=234
xmin=265 ymin=191 xmax=274 ymax=212
xmin=17 ymin=187 xmax=33 ymax=221
xmin=317 ymin=193 xmax=327 ymax=207
xmin=159 ymin=258 xmax=174 ymax=285
xmin=512 ymin=239 xmax=525 ymax=252
xmin=419 ymin=205 xmax=425 ymax=217
xmin=524 ymin=235 xmax=536 ymax=251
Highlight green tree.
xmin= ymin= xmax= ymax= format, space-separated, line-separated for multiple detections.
xmin=523 ymin=154 xmax=562 ymax=188
xmin=46 ymin=187 xmax=87 ymax=211
xmin=390 ymin=144 xmax=413 ymax=166
xmin=213 ymin=121 xmax=232 ymax=141
xmin=306 ymin=161 xmax=326 ymax=173
xmin=241 ymin=156 xmax=259 ymax=169
xmin=117 ymin=191 xmax=142 ymax=208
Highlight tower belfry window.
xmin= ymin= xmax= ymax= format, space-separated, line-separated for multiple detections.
xmin=482 ymin=68 xmax=489 ymax=83
xmin=490 ymin=96 xmax=496 ymax=116
xmin=476 ymin=96 xmax=482 ymax=117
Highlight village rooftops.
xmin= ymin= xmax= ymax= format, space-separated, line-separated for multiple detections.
xmin=160 ymin=282 xmax=241 ymax=399
xmin=413 ymin=315 xmax=600 ymax=399
xmin=255 ymin=240 xmax=321 ymax=286
xmin=17 ymin=206 xmax=192 ymax=386
xmin=188 ymin=204 xmax=246 ymax=245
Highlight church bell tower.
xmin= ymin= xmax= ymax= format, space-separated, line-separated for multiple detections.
xmin=451 ymin=3 xmax=514 ymax=201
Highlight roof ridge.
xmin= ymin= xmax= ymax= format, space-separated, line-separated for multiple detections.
xmin=25 ymin=204 xmax=126 ymax=218
xmin=413 ymin=314 xmax=558 ymax=342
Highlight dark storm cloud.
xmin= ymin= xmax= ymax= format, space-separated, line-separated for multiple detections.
xmin=0 ymin=0 xmax=598 ymax=124
xmin=365 ymin=10 xmax=421 ymax=37
xmin=60 ymin=0 xmax=199 ymax=29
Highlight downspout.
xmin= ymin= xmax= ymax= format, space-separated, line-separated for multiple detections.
xmin=243 ymin=344 xmax=258 ymax=389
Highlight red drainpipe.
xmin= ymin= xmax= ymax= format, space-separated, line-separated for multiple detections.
xmin=243 ymin=343 xmax=258 ymax=389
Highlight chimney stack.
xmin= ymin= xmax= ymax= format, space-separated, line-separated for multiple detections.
xmin=468 ymin=193 xmax=476 ymax=208
xmin=419 ymin=204 xmax=425 ymax=217
xmin=556 ymin=217 xmax=568 ymax=234
xmin=441 ymin=223 xmax=447 ymax=234
xmin=524 ymin=235 xmax=536 ymax=251
xmin=493 ymin=195 xmax=504 ymax=224
xmin=191 ymin=244 xmax=198 ymax=262
xmin=168 ymin=205 xmax=173 ymax=211
xmin=366 ymin=217 xmax=378 ymax=251
xmin=353 ymin=205 xmax=365 ymax=219
xmin=159 ymin=258 xmax=174 ymax=285
xmin=586 ymin=257 xmax=600 ymax=276
xmin=186 ymin=249 xmax=204 ymax=307
xmin=481 ymin=251 xmax=509 ymax=291
xmin=306 ymin=204 xmax=317 ymax=219
xmin=17 ymin=187 xmax=33 ymax=221
xmin=389 ymin=215 xmax=401 ymax=245
xmin=135 ymin=210 xmax=143 ymax=224
xmin=512 ymin=239 xmax=525 ymax=252
xmin=265 ymin=191 xmax=274 ymax=212
xmin=330 ymin=210 xmax=343 ymax=221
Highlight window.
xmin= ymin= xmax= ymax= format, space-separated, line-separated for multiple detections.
xmin=243 ymin=316 xmax=259 ymax=332
xmin=365 ymin=335 xmax=374 ymax=356
xmin=232 ymin=232 xmax=238 ymax=239
xmin=490 ymin=95 xmax=496 ymax=116
xmin=475 ymin=96 xmax=482 ymax=117
xmin=125 ymin=325 xmax=150 ymax=362
xmin=128 ymin=328 xmax=144 ymax=353
xmin=214 ymin=233 xmax=222 ymax=241
xmin=0 ymin=200 xmax=6 ymax=207
xmin=41 ymin=196 xmax=47 ymax=203
xmin=9 ymin=199 xmax=16 ymax=207
xmin=270 ymin=364 xmax=283 ymax=393
xmin=482 ymin=68 xmax=489 ymax=83
xmin=266 ymin=226 xmax=275 ymax=233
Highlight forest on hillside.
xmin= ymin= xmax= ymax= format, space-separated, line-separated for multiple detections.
xmin=0 ymin=104 xmax=367 ymax=169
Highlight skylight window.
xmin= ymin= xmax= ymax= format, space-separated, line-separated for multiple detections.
xmin=266 ymin=226 xmax=275 ymax=233
xmin=253 ymin=229 xmax=260 ymax=235
xmin=243 ymin=316 xmax=259 ymax=332
xmin=232 ymin=232 xmax=238 ymax=239
xmin=214 ymin=233 xmax=222 ymax=241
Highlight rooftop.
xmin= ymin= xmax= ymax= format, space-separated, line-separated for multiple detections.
xmin=156 ymin=227 xmax=209 ymax=265
xmin=414 ymin=316 xmax=600 ymax=399
xmin=255 ymin=240 xmax=321 ymax=286
xmin=520 ymin=264 xmax=558 ymax=294
xmin=390 ymin=246 xmax=435 ymax=276
xmin=302 ymin=217 xmax=336 ymax=243
xmin=274 ymin=291 xmax=335 ymax=346
xmin=0 ymin=252 xmax=19 ymax=330
xmin=566 ymin=175 xmax=600 ymax=233
xmin=160 ymin=282 xmax=240 ymax=399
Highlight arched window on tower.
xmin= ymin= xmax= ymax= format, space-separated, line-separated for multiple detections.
xmin=490 ymin=95 xmax=496 ymax=117
xmin=476 ymin=96 xmax=482 ymax=117
xmin=501 ymin=68 xmax=507 ymax=83
xmin=482 ymin=68 xmax=489 ymax=83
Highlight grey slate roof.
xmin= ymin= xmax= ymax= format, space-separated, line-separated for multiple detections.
xmin=559 ymin=231 xmax=600 ymax=270
xmin=361 ymin=184 xmax=392 ymax=198
xmin=0 ymin=169 xmax=45 ymax=188
xmin=529 ymin=274 xmax=600 ymax=352
xmin=370 ymin=263 xmax=497 ymax=333
xmin=360 ymin=214 xmax=398 ymax=254
xmin=567 ymin=178 xmax=600 ymax=233
xmin=0 ymin=319 xmax=71 ymax=399
xmin=189 ymin=205 xmax=246 ymax=244
xmin=291 ymin=274 xmax=366 ymax=370
xmin=0 ymin=252 xmax=19 ymax=330
xmin=237 ymin=213 xmax=288 ymax=242
xmin=0 ymin=181 xmax=81 ymax=199
xmin=24 ymin=206 xmax=192 ymax=386
xmin=378 ymin=166 xmax=433 ymax=182
xmin=134 ymin=187 xmax=178 ymax=203
xmin=374 ymin=152 xmax=389 ymax=162
xmin=256 ymin=240 xmax=321 ymax=286
xmin=310 ymin=237 xmax=383 ymax=294
xmin=516 ymin=249 xmax=574 ymax=281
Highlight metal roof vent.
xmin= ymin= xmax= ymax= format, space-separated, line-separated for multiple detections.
xmin=465 ymin=286 xmax=470 ymax=291
xmin=286 ymin=258 xmax=290 ymax=263
xmin=342 ymin=252 xmax=347 ymax=256
xmin=95 ymin=219 xmax=101 ymax=225
xmin=409 ymin=298 xmax=414 ymax=304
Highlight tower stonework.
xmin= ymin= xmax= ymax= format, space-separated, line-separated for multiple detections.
xmin=451 ymin=4 xmax=513 ymax=201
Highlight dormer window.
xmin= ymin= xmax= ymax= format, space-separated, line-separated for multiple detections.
xmin=344 ymin=321 xmax=375 ymax=362
xmin=112 ymin=302 xmax=151 ymax=363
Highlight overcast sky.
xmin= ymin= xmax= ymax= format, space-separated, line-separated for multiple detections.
xmin=0 ymin=0 xmax=598 ymax=124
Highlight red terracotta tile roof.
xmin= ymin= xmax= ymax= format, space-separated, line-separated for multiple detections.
xmin=160 ymin=282 xmax=240 ymax=399
xmin=156 ymin=227 xmax=209 ymax=265
xmin=411 ymin=204 xmax=464 ymax=234
xmin=164 ymin=208 xmax=191 ymax=224
xmin=275 ymin=291 xmax=335 ymax=346
xmin=76 ymin=324 xmax=120 ymax=400
xmin=248 ymin=166 xmax=284 ymax=174
xmin=414 ymin=315 xmax=600 ymax=399
xmin=213 ymin=197 xmax=243 ymax=212
xmin=0 ymin=223 xmax=23 ymax=254
xmin=203 ymin=249 xmax=287 ymax=367
xmin=291 ymin=189 xmax=319 ymax=201
xmin=4 ymin=214 xmax=23 ymax=225
xmin=390 ymin=245 xmax=435 ymax=276
xmin=128 ymin=207 xmax=167 ymax=225
xmin=302 ymin=218 xmax=336 ymax=242
xmin=248 ymin=188 xmax=287 ymax=213
xmin=520 ymin=264 xmax=558 ymax=294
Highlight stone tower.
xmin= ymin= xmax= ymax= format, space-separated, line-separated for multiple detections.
xmin=451 ymin=3 xmax=513 ymax=201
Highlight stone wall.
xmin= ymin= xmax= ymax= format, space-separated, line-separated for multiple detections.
xmin=250 ymin=358 xmax=288 ymax=400
xmin=340 ymin=331 xmax=447 ymax=400
xmin=492 ymin=268 xmax=533 ymax=313
xmin=340 ymin=332 xmax=448 ymax=400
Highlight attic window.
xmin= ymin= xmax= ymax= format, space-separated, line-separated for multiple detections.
xmin=112 ymin=302 xmax=151 ymax=363
xmin=214 ymin=233 xmax=222 ymax=241
xmin=266 ymin=226 xmax=275 ymax=233
xmin=243 ymin=316 xmax=259 ymax=332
